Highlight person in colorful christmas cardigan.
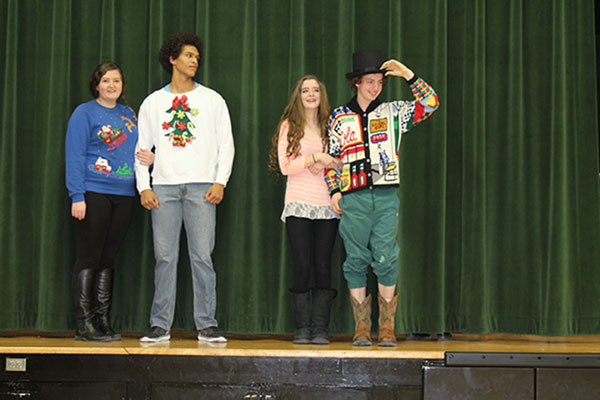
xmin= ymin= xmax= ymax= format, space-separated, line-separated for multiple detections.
xmin=134 ymin=32 xmax=235 ymax=343
xmin=268 ymin=75 xmax=342 ymax=345
xmin=65 ymin=62 xmax=154 ymax=342
xmin=324 ymin=49 xmax=439 ymax=346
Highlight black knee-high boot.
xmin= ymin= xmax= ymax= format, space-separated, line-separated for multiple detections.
xmin=74 ymin=269 xmax=110 ymax=342
xmin=96 ymin=268 xmax=121 ymax=341
xmin=311 ymin=288 xmax=337 ymax=345
xmin=290 ymin=290 xmax=312 ymax=344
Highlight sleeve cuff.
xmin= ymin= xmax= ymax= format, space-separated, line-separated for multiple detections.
xmin=214 ymin=179 xmax=228 ymax=188
xmin=406 ymin=75 xmax=419 ymax=86
xmin=137 ymin=184 xmax=151 ymax=194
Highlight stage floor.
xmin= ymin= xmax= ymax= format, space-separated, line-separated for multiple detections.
xmin=3 ymin=333 xmax=600 ymax=358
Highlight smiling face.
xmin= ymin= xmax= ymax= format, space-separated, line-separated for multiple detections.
xmin=95 ymin=69 xmax=123 ymax=107
xmin=300 ymin=79 xmax=321 ymax=111
xmin=355 ymin=72 xmax=384 ymax=106
xmin=170 ymin=44 xmax=200 ymax=78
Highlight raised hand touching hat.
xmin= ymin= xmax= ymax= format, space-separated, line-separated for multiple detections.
xmin=380 ymin=59 xmax=415 ymax=81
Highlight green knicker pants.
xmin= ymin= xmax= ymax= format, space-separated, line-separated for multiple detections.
xmin=338 ymin=186 xmax=400 ymax=289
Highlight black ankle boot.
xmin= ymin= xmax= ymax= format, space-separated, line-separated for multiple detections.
xmin=96 ymin=268 xmax=121 ymax=341
xmin=311 ymin=288 xmax=337 ymax=345
xmin=74 ymin=269 xmax=110 ymax=342
xmin=290 ymin=290 xmax=311 ymax=344
xmin=406 ymin=333 xmax=431 ymax=341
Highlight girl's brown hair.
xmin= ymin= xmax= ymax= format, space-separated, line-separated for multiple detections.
xmin=89 ymin=62 xmax=125 ymax=99
xmin=268 ymin=75 xmax=331 ymax=174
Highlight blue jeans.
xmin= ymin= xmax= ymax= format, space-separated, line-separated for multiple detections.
xmin=149 ymin=183 xmax=218 ymax=330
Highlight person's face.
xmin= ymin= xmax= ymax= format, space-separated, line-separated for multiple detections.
xmin=96 ymin=69 xmax=123 ymax=105
xmin=355 ymin=73 xmax=384 ymax=104
xmin=300 ymin=79 xmax=321 ymax=111
xmin=170 ymin=45 xmax=199 ymax=78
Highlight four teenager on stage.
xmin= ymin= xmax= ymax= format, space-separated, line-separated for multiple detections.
xmin=65 ymin=32 xmax=440 ymax=345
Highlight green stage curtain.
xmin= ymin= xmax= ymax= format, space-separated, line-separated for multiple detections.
xmin=0 ymin=0 xmax=598 ymax=336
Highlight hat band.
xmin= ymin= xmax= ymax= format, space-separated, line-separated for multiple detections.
xmin=353 ymin=66 xmax=383 ymax=74
xmin=346 ymin=66 xmax=386 ymax=79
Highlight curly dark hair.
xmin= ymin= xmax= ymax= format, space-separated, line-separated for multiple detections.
xmin=158 ymin=32 xmax=204 ymax=74
xmin=89 ymin=62 xmax=124 ymax=99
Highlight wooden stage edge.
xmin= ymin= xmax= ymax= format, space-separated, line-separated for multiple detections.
xmin=2 ymin=331 xmax=600 ymax=359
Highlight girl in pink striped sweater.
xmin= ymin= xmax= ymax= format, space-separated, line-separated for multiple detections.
xmin=269 ymin=75 xmax=342 ymax=345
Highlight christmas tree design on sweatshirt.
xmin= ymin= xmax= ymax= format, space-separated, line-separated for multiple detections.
xmin=162 ymin=95 xmax=199 ymax=147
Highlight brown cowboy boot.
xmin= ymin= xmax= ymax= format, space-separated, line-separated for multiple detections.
xmin=377 ymin=293 xmax=399 ymax=347
xmin=350 ymin=294 xmax=372 ymax=346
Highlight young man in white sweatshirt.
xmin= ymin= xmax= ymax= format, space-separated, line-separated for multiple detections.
xmin=135 ymin=32 xmax=235 ymax=343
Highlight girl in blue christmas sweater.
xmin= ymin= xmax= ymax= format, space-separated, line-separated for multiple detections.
xmin=65 ymin=62 xmax=152 ymax=342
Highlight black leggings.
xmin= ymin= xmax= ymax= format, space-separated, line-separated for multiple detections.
xmin=73 ymin=192 xmax=134 ymax=273
xmin=285 ymin=216 xmax=339 ymax=293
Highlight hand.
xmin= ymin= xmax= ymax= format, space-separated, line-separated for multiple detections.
xmin=318 ymin=153 xmax=342 ymax=169
xmin=380 ymin=59 xmax=414 ymax=81
xmin=308 ymin=162 xmax=325 ymax=174
xmin=331 ymin=192 xmax=343 ymax=215
xmin=204 ymin=183 xmax=225 ymax=204
xmin=330 ymin=157 xmax=342 ymax=170
xmin=71 ymin=201 xmax=86 ymax=220
xmin=136 ymin=149 xmax=155 ymax=166
xmin=141 ymin=189 xmax=159 ymax=210
xmin=307 ymin=153 xmax=341 ymax=172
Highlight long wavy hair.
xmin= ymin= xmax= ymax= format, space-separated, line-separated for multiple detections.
xmin=268 ymin=75 xmax=331 ymax=174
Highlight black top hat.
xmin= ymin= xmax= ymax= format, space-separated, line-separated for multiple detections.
xmin=346 ymin=49 xmax=386 ymax=79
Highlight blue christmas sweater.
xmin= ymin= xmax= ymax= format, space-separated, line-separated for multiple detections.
xmin=65 ymin=100 xmax=138 ymax=203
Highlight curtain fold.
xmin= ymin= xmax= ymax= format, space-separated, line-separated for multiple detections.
xmin=0 ymin=0 xmax=598 ymax=336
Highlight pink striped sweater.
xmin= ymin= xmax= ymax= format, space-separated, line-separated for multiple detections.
xmin=277 ymin=122 xmax=339 ymax=221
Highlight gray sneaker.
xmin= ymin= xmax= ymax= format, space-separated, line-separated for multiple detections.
xmin=197 ymin=326 xmax=227 ymax=342
xmin=140 ymin=326 xmax=170 ymax=342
